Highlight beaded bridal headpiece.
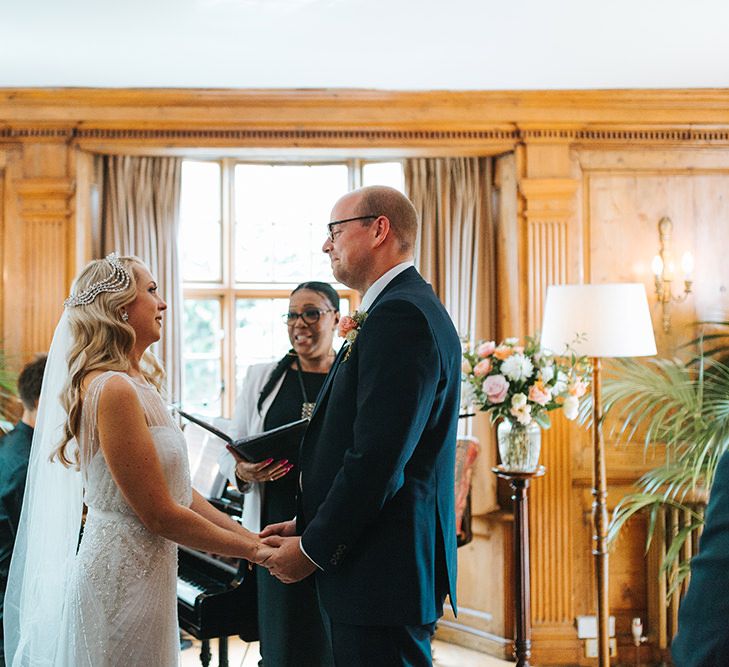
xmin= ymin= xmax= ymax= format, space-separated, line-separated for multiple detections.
xmin=64 ymin=253 xmax=131 ymax=308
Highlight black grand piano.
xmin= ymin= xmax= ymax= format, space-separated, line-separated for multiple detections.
xmin=177 ymin=541 xmax=257 ymax=667
xmin=178 ymin=423 xmax=258 ymax=667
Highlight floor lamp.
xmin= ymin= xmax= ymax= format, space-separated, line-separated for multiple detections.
xmin=540 ymin=284 xmax=656 ymax=667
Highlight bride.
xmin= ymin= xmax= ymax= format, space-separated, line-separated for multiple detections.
xmin=4 ymin=254 xmax=272 ymax=666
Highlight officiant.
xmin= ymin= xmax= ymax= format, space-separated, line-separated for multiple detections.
xmin=219 ymin=281 xmax=339 ymax=667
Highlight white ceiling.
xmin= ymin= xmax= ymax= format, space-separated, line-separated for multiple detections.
xmin=3 ymin=0 xmax=729 ymax=90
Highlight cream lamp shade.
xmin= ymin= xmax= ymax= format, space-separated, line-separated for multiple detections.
xmin=540 ymin=283 xmax=657 ymax=358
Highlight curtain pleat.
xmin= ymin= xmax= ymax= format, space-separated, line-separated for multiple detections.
xmin=404 ymin=157 xmax=495 ymax=343
xmin=405 ymin=156 xmax=499 ymax=516
xmin=99 ymin=155 xmax=183 ymax=405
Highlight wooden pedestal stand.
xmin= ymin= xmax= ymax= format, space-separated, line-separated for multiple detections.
xmin=493 ymin=465 xmax=546 ymax=667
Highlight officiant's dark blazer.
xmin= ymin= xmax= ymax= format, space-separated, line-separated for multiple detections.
xmin=671 ymin=450 xmax=729 ymax=666
xmin=298 ymin=266 xmax=460 ymax=627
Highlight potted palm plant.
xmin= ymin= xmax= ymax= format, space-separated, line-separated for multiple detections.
xmin=600 ymin=322 xmax=729 ymax=595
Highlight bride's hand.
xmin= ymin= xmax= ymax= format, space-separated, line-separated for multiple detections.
xmin=250 ymin=540 xmax=277 ymax=566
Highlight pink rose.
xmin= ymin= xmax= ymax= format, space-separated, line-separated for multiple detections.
xmin=477 ymin=341 xmax=496 ymax=358
xmin=528 ymin=381 xmax=551 ymax=406
xmin=338 ymin=315 xmax=357 ymax=338
xmin=473 ymin=358 xmax=492 ymax=377
xmin=482 ymin=374 xmax=509 ymax=404
xmin=568 ymin=379 xmax=588 ymax=398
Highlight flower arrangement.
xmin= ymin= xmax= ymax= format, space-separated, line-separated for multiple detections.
xmin=462 ymin=335 xmax=591 ymax=429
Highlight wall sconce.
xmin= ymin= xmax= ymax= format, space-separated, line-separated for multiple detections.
xmin=651 ymin=216 xmax=693 ymax=333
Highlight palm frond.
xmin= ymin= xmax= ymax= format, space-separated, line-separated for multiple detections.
xmin=684 ymin=321 xmax=729 ymax=365
xmin=602 ymin=346 xmax=729 ymax=604
xmin=660 ymin=522 xmax=702 ymax=575
xmin=666 ymin=560 xmax=693 ymax=599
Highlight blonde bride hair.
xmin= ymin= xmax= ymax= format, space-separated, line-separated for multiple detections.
xmin=54 ymin=255 xmax=165 ymax=467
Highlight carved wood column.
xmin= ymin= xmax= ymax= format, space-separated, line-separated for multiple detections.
xmin=5 ymin=170 xmax=75 ymax=361
xmin=519 ymin=169 xmax=580 ymax=662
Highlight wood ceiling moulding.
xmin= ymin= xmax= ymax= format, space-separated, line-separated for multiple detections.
xmin=3 ymin=88 xmax=729 ymax=127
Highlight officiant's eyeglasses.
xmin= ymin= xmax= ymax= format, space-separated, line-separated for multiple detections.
xmin=326 ymin=215 xmax=379 ymax=242
xmin=284 ymin=309 xmax=334 ymax=325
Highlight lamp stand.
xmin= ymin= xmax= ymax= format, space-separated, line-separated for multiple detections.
xmin=592 ymin=358 xmax=610 ymax=666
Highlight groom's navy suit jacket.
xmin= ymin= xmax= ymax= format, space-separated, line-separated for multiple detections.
xmin=298 ymin=267 xmax=460 ymax=627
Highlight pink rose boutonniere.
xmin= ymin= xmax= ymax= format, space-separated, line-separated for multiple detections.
xmin=338 ymin=310 xmax=368 ymax=361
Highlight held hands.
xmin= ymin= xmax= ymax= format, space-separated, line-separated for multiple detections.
xmin=257 ymin=520 xmax=316 ymax=584
xmin=249 ymin=540 xmax=277 ymax=567
xmin=261 ymin=535 xmax=317 ymax=584
xmin=226 ymin=446 xmax=293 ymax=483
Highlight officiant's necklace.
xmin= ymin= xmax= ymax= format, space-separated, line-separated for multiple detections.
xmin=294 ymin=358 xmax=317 ymax=420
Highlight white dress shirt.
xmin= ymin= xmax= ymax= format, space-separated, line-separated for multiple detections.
xmin=358 ymin=260 xmax=414 ymax=313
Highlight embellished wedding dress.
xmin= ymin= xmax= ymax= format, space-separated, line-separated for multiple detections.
xmin=58 ymin=370 xmax=192 ymax=666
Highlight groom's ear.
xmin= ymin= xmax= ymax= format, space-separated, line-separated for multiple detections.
xmin=333 ymin=311 xmax=340 ymax=327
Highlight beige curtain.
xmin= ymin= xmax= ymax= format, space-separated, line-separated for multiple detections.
xmin=99 ymin=155 xmax=183 ymax=405
xmin=404 ymin=157 xmax=495 ymax=342
xmin=405 ymin=157 xmax=499 ymax=515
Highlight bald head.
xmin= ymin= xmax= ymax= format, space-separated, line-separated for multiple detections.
xmin=325 ymin=186 xmax=419 ymax=293
xmin=353 ymin=186 xmax=419 ymax=254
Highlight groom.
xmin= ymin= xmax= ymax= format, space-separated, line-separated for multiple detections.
xmin=262 ymin=186 xmax=461 ymax=665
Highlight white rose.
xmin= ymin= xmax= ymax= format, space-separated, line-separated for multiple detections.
xmin=563 ymin=395 xmax=579 ymax=420
xmin=540 ymin=366 xmax=555 ymax=383
xmin=511 ymin=392 xmax=527 ymax=409
xmin=501 ymin=353 xmax=534 ymax=383
xmin=461 ymin=383 xmax=476 ymax=411
xmin=553 ymin=370 xmax=568 ymax=395
xmin=510 ymin=404 xmax=532 ymax=425
xmin=505 ymin=337 xmax=519 ymax=346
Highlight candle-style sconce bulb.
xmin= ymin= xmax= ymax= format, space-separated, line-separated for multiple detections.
xmin=681 ymin=251 xmax=694 ymax=278
xmin=652 ymin=217 xmax=693 ymax=333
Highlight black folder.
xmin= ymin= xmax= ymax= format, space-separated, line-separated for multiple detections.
xmin=177 ymin=409 xmax=308 ymax=463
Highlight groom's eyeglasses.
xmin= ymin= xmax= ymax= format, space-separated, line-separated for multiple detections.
xmin=284 ymin=309 xmax=334 ymax=325
xmin=326 ymin=215 xmax=379 ymax=242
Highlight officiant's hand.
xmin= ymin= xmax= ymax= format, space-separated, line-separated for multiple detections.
xmin=259 ymin=518 xmax=297 ymax=538
xmin=226 ymin=446 xmax=293 ymax=483
xmin=261 ymin=535 xmax=317 ymax=583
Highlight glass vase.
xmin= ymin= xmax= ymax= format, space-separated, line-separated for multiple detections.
xmin=497 ymin=418 xmax=542 ymax=472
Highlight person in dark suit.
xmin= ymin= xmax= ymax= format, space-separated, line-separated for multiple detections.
xmin=261 ymin=185 xmax=461 ymax=666
xmin=0 ymin=354 xmax=46 ymax=667
xmin=671 ymin=449 xmax=729 ymax=666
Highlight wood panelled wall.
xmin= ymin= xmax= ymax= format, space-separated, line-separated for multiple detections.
xmin=2 ymin=89 xmax=729 ymax=665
